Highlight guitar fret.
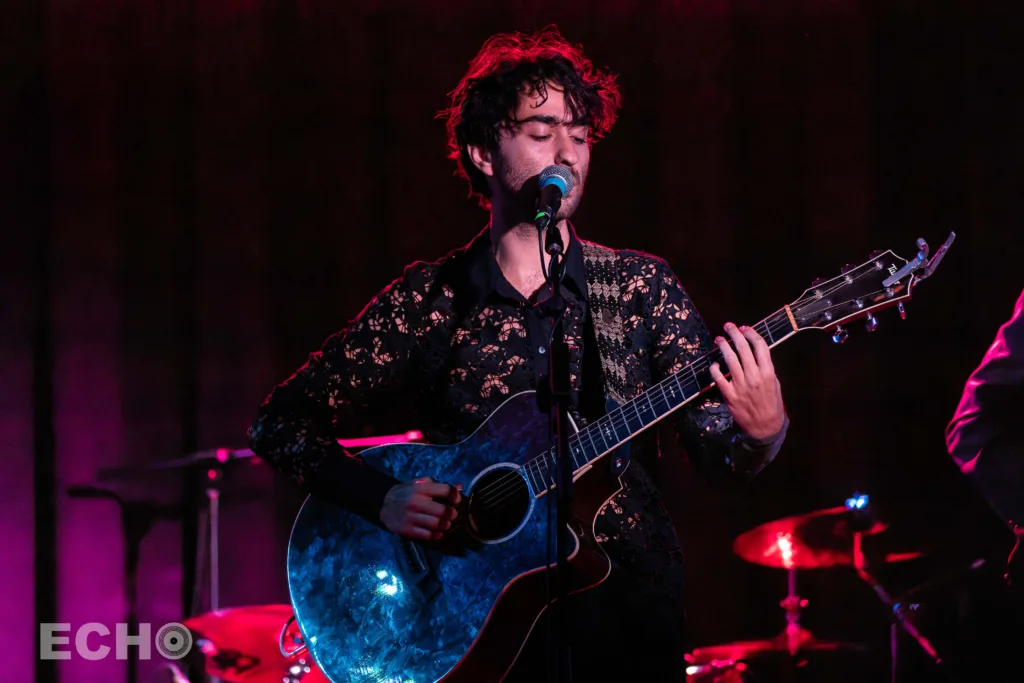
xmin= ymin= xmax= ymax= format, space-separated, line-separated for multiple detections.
xmin=611 ymin=409 xmax=630 ymax=441
xmin=570 ymin=439 xmax=584 ymax=469
xmin=600 ymin=419 xmax=617 ymax=452
xmin=537 ymin=309 xmax=798 ymax=485
xmin=599 ymin=419 xmax=614 ymax=452
xmin=667 ymin=376 xmax=681 ymax=402
xmin=651 ymin=386 xmax=665 ymax=415
xmin=583 ymin=425 xmax=600 ymax=461
xmin=525 ymin=461 xmax=540 ymax=493
xmin=531 ymin=459 xmax=544 ymax=491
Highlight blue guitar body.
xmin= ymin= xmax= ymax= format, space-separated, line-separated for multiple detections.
xmin=286 ymin=391 xmax=621 ymax=683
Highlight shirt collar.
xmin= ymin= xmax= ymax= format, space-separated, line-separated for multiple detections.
xmin=464 ymin=223 xmax=588 ymax=306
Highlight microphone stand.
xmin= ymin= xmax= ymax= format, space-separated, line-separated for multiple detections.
xmin=536 ymin=208 xmax=573 ymax=683
xmin=67 ymin=486 xmax=182 ymax=683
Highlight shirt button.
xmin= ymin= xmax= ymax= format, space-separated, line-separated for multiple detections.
xmin=538 ymin=346 xmax=547 ymax=354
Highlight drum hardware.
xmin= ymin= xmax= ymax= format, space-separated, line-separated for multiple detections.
xmin=182 ymin=604 xmax=328 ymax=683
xmin=690 ymin=493 xmax=963 ymax=681
xmin=66 ymin=486 xmax=183 ymax=683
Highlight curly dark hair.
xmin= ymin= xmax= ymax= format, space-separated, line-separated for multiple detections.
xmin=440 ymin=25 xmax=622 ymax=209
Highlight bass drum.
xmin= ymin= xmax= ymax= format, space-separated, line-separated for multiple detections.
xmin=684 ymin=629 xmax=877 ymax=683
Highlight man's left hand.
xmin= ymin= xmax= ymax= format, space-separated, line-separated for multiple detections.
xmin=709 ymin=322 xmax=786 ymax=440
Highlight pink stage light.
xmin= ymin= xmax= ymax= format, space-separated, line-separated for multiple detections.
xmin=338 ymin=430 xmax=424 ymax=449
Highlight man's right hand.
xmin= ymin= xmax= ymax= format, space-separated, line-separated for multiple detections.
xmin=379 ymin=477 xmax=461 ymax=541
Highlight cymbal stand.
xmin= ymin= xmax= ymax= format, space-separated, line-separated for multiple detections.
xmin=780 ymin=566 xmax=806 ymax=656
xmin=852 ymin=531 xmax=945 ymax=683
xmin=190 ymin=468 xmax=222 ymax=613
xmin=189 ymin=466 xmax=224 ymax=683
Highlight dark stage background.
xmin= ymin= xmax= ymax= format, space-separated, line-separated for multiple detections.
xmin=4 ymin=1 xmax=1022 ymax=681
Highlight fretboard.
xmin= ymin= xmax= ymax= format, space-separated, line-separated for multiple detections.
xmin=523 ymin=308 xmax=796 ymax=495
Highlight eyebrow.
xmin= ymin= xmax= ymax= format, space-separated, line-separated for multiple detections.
xmin=514 ymin=115 xmax=588 ymax=127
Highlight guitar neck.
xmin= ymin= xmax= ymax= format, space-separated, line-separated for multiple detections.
xmin=522 ymin=308 xmax=798 ymax=495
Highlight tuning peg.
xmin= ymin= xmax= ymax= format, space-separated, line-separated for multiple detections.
xmin=832 ymin=326 xmax=849 ymax=344
xmin=811 ymin=277 xmax=826 ymax=288
xmin=841 ymin=263 xmax=856 ymax=274
xmin=898 ymin=302 xmax=906 ymax=319
xmin=865 ymin=312 xmax=878 ymax=332
xmin=869 ymin=250 xmax=885 ymax=260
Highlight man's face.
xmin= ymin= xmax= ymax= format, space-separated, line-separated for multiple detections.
xmin=488 ymin=82 xmax=591 ymax=221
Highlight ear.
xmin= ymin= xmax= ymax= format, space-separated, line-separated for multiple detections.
xmin=467 ymin=143 xmax=494 ymax=178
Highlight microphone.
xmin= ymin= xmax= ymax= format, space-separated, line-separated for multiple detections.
xmin=534 ymin=165 xmax=574 ymax=232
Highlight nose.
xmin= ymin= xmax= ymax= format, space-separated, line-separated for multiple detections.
xmin=554 ymin=130 xmax=579 ymax=168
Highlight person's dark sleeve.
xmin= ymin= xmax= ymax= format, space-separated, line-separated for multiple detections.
xmin=247 ymin=266 xmax=428 ymax=525
xmin=647 ymin=258 xmax=788 ymax=484
xmin=945 ymin=288 xmax=1024 ymax=518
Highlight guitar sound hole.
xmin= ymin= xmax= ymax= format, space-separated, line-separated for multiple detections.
xmin=467 ymin=466 xmax=531 ymax=542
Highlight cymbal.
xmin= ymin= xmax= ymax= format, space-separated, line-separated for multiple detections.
xmin=98 ymin=431 xmax=424 ymax=480
xmin=183 ymin=604 xmax=327 ymax=683
xmin=98 ymin=448 xmax=259 ymax=480
xmin=686 ymin=626 xmax=869 ymax=665
xmin=733 ymin=505 xmax=924 ymax=569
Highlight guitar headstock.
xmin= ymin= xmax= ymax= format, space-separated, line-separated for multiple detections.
xmin=788 ymin=233 xmax=956 ymax=342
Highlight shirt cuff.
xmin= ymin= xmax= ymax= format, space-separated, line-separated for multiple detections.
xmin=737 ymin=414 xmax=790 ymax=448
xmin=310 ymin=450 xmax=402 ymax=528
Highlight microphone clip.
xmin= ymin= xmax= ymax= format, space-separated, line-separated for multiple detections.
xmin=538 ymin=207 xmax=564 ymax=258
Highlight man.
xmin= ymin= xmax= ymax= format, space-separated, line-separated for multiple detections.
xmin=946 ymin=286 xmax=1024 ymax=530
xmin=248 ymin=27 xmax=788 ymax=681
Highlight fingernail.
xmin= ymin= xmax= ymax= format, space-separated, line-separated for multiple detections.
xmin=715 ymin=336 xmax=724 ymax=344
xmin=725 ymin=323 xmax=735 ymax=330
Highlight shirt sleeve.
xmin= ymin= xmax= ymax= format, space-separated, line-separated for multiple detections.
xmin=945 ymin=288 xmax=1024 ymax=472
xmin=247 ymin=265 xmax=430 ymax=525
xmin=647 ymin=258 xmax=788 ymax=484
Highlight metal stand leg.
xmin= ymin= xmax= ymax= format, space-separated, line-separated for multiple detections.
xmin=781 ymin=566 xmax=805 ymax=655
xmin=853 ymin=532 xmax=943 ymax=676
xmin=890 ymin=620 xmax=897 ymax=683
xmin=189 ymin=469 xmax=223 ymax=683
xmin=208 ymin=486 xmax=220 ymax=612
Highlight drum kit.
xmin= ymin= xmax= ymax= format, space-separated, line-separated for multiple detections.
xmin=682 ymin=494 xmax=1007 ymax=683
xmin=83 ymin=439 xmax=1008 ymax=683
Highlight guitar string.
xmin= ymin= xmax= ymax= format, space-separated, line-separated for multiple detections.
xmin=438 ymin=310 xmax=799 ymax=535
xmin=467 ymin=266 xmax=889 ymax=506
xmin=452 ymin=272 xmax=891 ymax=523
xmin=440 ymin=275 xmax=896 ymax=534
xmin=447 ymin=273 xmax=892 ymax=528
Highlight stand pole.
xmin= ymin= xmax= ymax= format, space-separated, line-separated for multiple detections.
xmin=66 ymin=487 xmax=181 ymax=683
xmin=536 ymin=216 xmax=573 ymax=683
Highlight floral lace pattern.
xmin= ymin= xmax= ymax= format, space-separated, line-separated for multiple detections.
xmin=249 ymin=228 xmax=785 ymax=598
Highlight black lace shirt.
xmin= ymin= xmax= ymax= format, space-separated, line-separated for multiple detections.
xmin=248 ymin=226 xmax=787 ymax=603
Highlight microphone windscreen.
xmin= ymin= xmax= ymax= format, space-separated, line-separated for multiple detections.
xmin=538 ymin=165 xmax=574 ymax=195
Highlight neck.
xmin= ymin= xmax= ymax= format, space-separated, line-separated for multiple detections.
xmin=489 ymin=199 xmax=570 ymax=298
